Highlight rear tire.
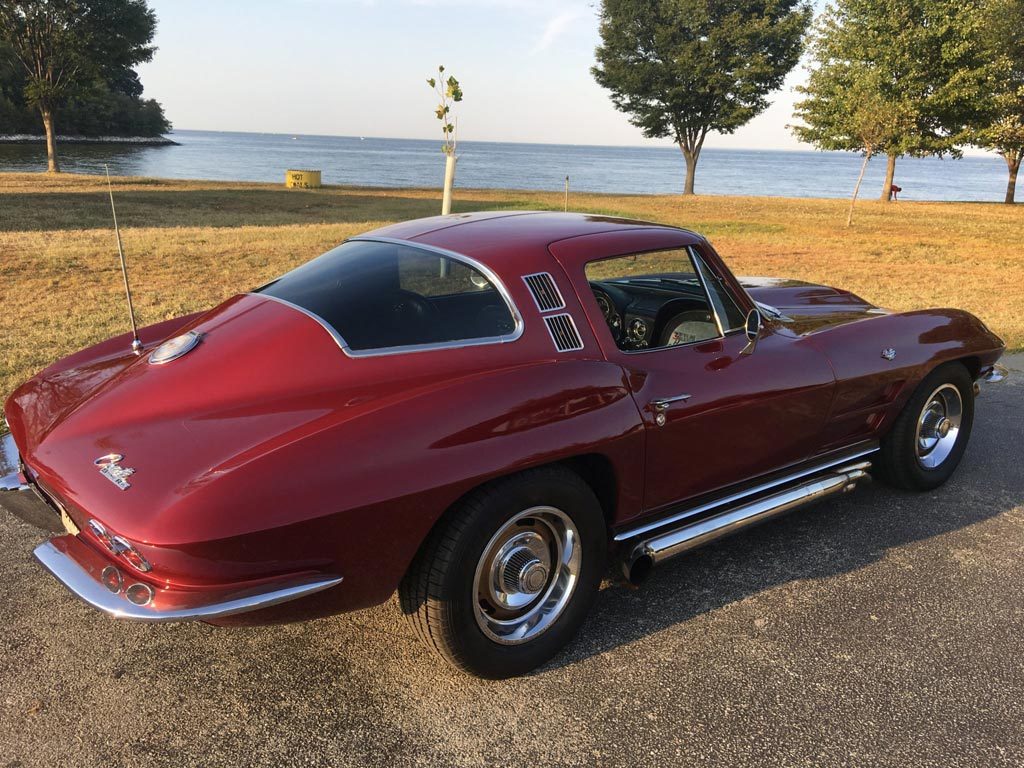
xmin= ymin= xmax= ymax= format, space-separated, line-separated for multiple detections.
xmin=878 ymin=362 xmax=975 ymax=491
xmin=399 ymin=466 xmax=606 ymax=679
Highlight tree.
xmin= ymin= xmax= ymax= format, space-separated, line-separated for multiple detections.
xmin=792 ymin=0 xmax=988 ymax=202
xmin=0 ymin=0 xmax=158 ymax=172
xmin=426 ymin=65 xmax=463 ymax=215
xmin=794 ymin=70 xmax=911 ymax=224
xmin=592 ymin=0 xmax=812 ymax=195
xmin=966 ymin=0 xmax=1024 ymax=203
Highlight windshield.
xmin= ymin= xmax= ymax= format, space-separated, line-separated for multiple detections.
xmin=256 ymin=240 xmax=518 ymax=353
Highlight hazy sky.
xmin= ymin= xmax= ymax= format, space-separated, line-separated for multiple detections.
xmin=138 ymin=0 xmax=814 ymax=150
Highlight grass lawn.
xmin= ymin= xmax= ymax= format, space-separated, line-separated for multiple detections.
xmin=1 ymin=172 xmax=1020 ymax=402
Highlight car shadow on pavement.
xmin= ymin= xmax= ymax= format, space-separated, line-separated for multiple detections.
xmin=542 ymin=381 xmax=1024 ymax=674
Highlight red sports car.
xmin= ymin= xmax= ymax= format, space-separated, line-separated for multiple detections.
xmin=1 ymin=212 xmax=1008 ymax=678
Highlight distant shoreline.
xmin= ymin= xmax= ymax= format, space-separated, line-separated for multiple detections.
xmin=0 ymin=134 xmax=178 ymax=146
xmin=0 ymin=130 xmax=1007 ymax=202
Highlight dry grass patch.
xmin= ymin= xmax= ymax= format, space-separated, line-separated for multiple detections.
xmin=2 ymin=172 xmax=1020 ymax=402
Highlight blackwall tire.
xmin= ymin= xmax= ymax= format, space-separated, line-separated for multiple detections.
xmin=399 ymin=466 xmax=606 ymax=679
xmin=878 ymin=362 xmax=975 ymax=491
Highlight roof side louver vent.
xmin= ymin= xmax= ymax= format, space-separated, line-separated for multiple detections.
xmin=522 ymin=272 xmax=565 ymax=312
xmin=544 ymin=313 xmax=584 ymax=353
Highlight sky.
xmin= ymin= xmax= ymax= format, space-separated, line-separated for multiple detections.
xmin=137 ymin=0 xmax=815 ymax=151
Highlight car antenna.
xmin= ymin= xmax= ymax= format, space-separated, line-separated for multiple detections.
xmin=104 ymin=165 xmax=142 ymax=355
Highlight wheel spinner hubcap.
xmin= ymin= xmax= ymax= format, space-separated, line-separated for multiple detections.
xmin=915 ymin=384 xmax=963 ymax=469
xmin=473 ymin=506 xmax=581 ymax=645
xmin=491 ymin=532 xmax=552 ymax=608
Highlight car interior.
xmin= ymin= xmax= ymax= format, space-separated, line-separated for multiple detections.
xmin=586 ymin=248 xmax=744 ymax=351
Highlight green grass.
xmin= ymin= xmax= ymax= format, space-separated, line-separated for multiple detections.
xmin=2 ymin=172 xmax=1020 ymax=403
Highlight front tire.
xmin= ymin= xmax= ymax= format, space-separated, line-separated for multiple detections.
xmin=878 ymin=362 xmax=975 ymax=491
xmin=399 ymin=467 xmax=607 ymax=679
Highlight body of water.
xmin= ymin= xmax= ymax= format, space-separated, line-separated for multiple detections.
xmin=0 ymin=129 xmax=1011 ymax=202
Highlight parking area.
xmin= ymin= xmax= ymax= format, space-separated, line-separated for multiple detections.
xmin=1 ymin=356 xmax=1021 ymax=768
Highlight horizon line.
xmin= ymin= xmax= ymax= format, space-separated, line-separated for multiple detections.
xmin=167 ymin=127 xmax=996 ymax=159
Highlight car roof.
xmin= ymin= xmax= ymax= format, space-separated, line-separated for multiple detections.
xmin=360 ymin=211 xmax=702 ymax=265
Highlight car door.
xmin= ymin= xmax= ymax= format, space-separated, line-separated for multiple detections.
xmin=626 ymin=324 xmax=836 ymax=511
xmin=557 ymin=233 xmax=836 ymax=516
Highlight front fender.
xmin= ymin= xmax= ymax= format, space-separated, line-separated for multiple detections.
xmin=807 ymin=308 xmax=1004 ymax=449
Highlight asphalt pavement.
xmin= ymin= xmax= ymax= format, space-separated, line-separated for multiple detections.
xmin=2 ymin=355 xmax=1022 ymax=768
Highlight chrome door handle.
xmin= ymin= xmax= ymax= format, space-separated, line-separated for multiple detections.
xmin=650 ymin=394 xmax=691 ymax=412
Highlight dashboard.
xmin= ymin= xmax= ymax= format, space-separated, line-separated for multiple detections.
xmin=589 ymin=278 xmax=718 ymax=351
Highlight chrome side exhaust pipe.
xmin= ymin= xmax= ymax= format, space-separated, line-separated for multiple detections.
xmin=622 ymin=462 xmax=871 ymax=586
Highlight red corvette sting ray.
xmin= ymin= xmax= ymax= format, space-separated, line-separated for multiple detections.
xmin=0 ymin=212 xmax=1008 ymax=677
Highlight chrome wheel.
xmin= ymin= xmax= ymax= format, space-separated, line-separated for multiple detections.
xmin=473 ymin=506 xmax=581 ymax=645
xmin=915 ymin=383 xmax=963 ymax=469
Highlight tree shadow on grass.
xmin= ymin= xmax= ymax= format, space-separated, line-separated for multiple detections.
xmin=0 ymin=188 xmax=544 ymax=232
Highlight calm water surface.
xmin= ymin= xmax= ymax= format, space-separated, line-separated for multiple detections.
xmin=0 ymin=129 xmax=1010 ymax=202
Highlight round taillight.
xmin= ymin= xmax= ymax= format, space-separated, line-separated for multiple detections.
xmin=100 ymin=566 xmax=123 ymax=594
xmin=125 ymin=583 xmax=154 ymax=606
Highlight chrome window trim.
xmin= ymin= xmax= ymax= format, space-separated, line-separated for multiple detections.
xmin=689 ymin=247 xmax=732 ymax=336
xmin=256 ymin=294 xmax=350 ymax=350
xmin=686 ymin=240 xmax=765 ymax=325
xmin=249 ymin=236 xmax=524 ymax=358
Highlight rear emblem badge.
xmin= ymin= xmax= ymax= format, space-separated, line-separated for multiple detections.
xmin=94 ymin=454 xmax=135 ymax=490
xmin=881 ymin=348 xmax=896 ymax=361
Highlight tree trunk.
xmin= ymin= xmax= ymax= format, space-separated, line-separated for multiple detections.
xmin=41 ymin=108 xmax=60 ymax=173
xmin=880 ymin=153 xmax=896 ymax=201
xmin=680 ymin=146 xmax=699 ymax=195
xmin=847 ymin=150 xmax=872 ymax=227
xmin=441 ymin=152 xmax=456 ymax=214
xmin=1005 ymin=154 xmax=1019 ymax=204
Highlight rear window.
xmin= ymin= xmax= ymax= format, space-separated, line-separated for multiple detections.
xmin=256 ymin=240 xmax=519 ymax=353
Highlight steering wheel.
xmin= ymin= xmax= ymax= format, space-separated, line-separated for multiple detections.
xmin=659 ymin=310 xmax=718 ymax=347
xmin=392 ymin=290 xmax=438 ymax=321
xmin=590 ymin=285 xmax=623 ymax=343
xmin=389 ymin=289 xmax=440 ymax=343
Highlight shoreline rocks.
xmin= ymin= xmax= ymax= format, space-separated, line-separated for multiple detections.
xmin=0 ymin=134 xmax=179 ymax=146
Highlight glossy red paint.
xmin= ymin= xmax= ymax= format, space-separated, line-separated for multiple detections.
xmin=3 ymin=212 xmax=1005 ymax=625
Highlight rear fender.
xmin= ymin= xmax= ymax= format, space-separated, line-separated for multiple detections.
xmin=148 ymin=358 xmax=647 ymax=614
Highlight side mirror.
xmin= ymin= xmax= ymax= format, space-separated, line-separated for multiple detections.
xmin=740 ymin=308 xmax=763 ymax=356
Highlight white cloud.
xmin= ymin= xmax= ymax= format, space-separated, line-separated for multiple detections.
xmin=530 ymin=8 xmax=583 ymax=55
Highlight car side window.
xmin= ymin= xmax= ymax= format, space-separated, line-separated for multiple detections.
xmin=256 ymin=240 xmax=517 ymax=353
xmin=584 ymin=249 xmax=724 ymax=352
xmin=691 ymin=249 xmax=746 ymax=332
xmin=397 ymin=251 xmax=491 ymax=297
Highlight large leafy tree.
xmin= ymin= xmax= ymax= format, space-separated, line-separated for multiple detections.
xmin=0 ymin=0 xmax=159 ymax=172
xmin=592 ymin=0 xmax=812 ymax=195
xmin=966 ymin=0 xmax=1024 ymax=203
xmin=792 ymin=0 xmax=988 ymax=202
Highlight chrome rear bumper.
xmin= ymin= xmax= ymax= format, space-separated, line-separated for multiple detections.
xmin=35 ymin=536 xmax=343 ymax=623
xmin=981 ymin=363 xmax=1009 ymax=383
xmin=975 ymin=363 xmax=1009 ymax=396
xmin=0 ymin=431 xmax=64 ymax=532
xmin=4 ymin=429 xmax=342 ymax=622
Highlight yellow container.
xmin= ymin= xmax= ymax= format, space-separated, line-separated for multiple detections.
xmin=285 ymin=169 xmax=322 ymax=189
